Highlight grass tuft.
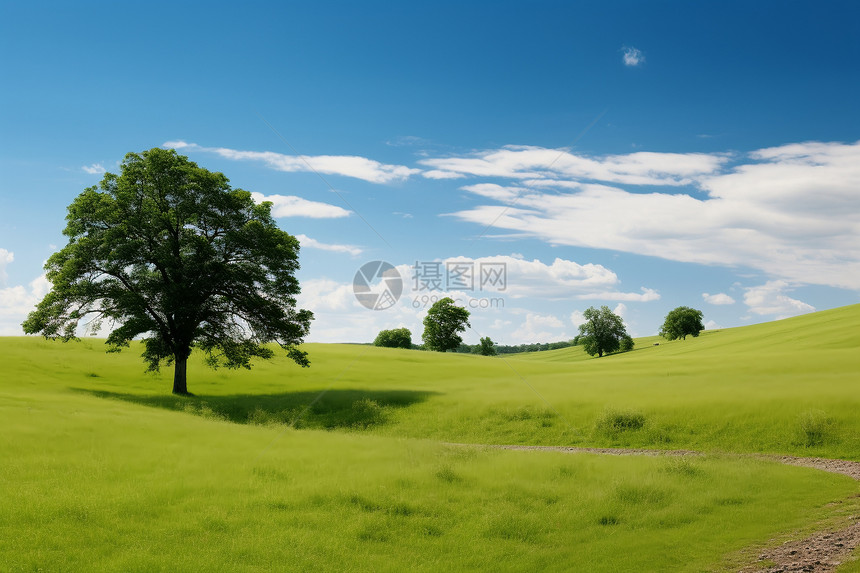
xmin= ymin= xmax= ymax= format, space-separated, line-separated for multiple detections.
xmin=661 ymin=457 xmax=704 ymax=478
xmin=595 ymin=408 xmax=647 ymax=436
xmin=435 ymin=466 xmax=462 ymax=483
xmin=797 ymin=409 xmax=833 ymax=447
xmin=598 ymin=515 xmax=620 ymax=526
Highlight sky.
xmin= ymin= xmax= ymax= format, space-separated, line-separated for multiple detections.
xmin=1 ymin=1 xmax=859 ymax=344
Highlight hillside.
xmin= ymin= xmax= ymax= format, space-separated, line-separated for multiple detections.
xmin=1 ymin=304 xmax=859 ymax=571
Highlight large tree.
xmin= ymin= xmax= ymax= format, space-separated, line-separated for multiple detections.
xmin=577 ymin=305 xmax=630 ymax=358
xmin=422 ymin=297 xmax=470 ymax=352
xmin=659 ymin=306 xmax=705 ymax=340
xmin=23 ymin=148 xmax=313 ymax=395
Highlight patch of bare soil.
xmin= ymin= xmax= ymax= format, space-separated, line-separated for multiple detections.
xmin=737 ymin=455 xmax=860 ymax=573
xmin=468 ymin=443 xmax=701 ymax=457
xmin=776 ymin=456 xmax=860 ymax=481
xmin=739 ymin=518 xmax=860 ymax=572
xmin=450 ymin=444 xmax=860 ymax=571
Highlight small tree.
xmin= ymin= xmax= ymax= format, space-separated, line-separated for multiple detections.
xmin=577 ymin=306 xmax=630 ymax=358
xmin=659 ymin=306 xmax=705 ymax=340
xmin=620 ymin=335 xmax=634 ymax=352
xmin=422 ymin=297 xmax=470 ymax=352
xmin=373 ymin=327 xmax=412 ymax=349
xmin=23 ymin=148 xmax=313 ymax=395
xmin=478 ymin=336 xmax=497 ymax=356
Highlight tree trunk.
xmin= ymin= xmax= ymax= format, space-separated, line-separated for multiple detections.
xmin=173 ymin=354 xmax=189 ymax=395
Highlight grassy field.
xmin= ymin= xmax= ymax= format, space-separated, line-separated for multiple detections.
xmin=1 ymin=304 xmax=859 ymax=570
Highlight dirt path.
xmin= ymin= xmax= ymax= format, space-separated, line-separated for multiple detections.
xmin=449 ymin=444 xmax=860 ymax=572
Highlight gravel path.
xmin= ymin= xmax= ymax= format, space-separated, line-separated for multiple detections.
xmin=448 ymin=443 xmax=860 ymax=572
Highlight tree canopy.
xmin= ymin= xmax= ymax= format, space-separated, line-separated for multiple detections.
xmin=660 ymin=306 xmax=705 ymax=340
xmin=23 ymin=148 xmax=313 ymax=394
xmin=476 ymin=336 xmax=497 ymax=356
xmin=373 ymin=327 xmax=412 ymax=349
xmin=577 ymin=305 xmax=631 ymax=358
xmin=422 ymin=297 xmax=471 ymax=352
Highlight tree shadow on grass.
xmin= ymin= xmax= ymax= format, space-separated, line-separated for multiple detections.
xmin=72 ymin=388 xmax=438 ymax=431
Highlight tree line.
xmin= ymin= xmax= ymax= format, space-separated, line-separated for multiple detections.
xmin=374 ymin=298 xmax=706 ymax=358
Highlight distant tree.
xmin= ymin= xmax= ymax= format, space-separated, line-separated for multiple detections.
xmin=422 ymin=297 xmax=471 ymax=352
xmin=373 ymin=327 xmax=412 ymax=349
xmin=620 ymin=335 xmax=635 ymax=352
xmin=577 ymin=306 xmax=630 ymax=358
xmin=22 ymin=148 xmax=313 ymax=395
xmin=478 ymin=336 xmax=497 ymax=356
xmin=659 ymin=306 xmax=705 ymax=340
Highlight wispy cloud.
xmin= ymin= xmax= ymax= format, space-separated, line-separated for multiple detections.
xmin=703 ymin=292 xmax=736 ymax=305
xmin=385 ymin=135 xmax=430 ymax=147
xmin=163 ymin=141 xmax=419 ymax=184
xmin=446 ymin=140 xmax=860 ymax=290
xmin=622 ymin=46 xmax=645 ymax=67
xmin=250 ymin=192 xmax=350 ymax=219
xmin=574 ymin=288 xmax=660 ymax=302
xmin=295 ymin=234 xmax=363 ymax=256
xmin=422 ymin=169 xmax=468 ymax=180
xmin=82 ymin=163 xmax=105 ymax=174
xmin=420 ymin=145 xmax=726 ymax=186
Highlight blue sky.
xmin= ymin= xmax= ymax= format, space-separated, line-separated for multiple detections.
xmin=2 ymin=1 xmax=859 ymax=343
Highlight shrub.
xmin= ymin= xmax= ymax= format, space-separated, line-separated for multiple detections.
xmin=373 ymin=328 xmax=412 ymax=349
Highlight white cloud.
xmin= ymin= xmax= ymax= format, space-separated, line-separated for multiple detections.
xmin=420 ymin=145 xmax=726 ymax=186
xmin=613 ymin=302 xmax=627 ymax=318
xmin=622 ymin=46 xmax=645 ymax=67
xmin=82 ymin=163 xmax=106 ymax=174
xmin=422 ymin=169 xmax=467 ymax=180
xmin=296 ymin=277 xmax=425 ymax=343
xmin=703 ymin=292 xmax=736 ymax=305
xmin=163 ymin=141 xmax=419 ymax=184
xmin=406 ymin=255 xmax=656 ymax=302
xmin=0 ymin=248 xmax=13 ymax=285
xmin=297 ymin=278 xmax=358 ymax=313
xmin=570 ymin=310 xmax=586 ymax=328
xmin=0 ymin=274 xmax=51 ymax=335
xmin=508 ymin=313 xmax=568 ymax=345
xmin=743 ymin=280 xmax=815 ymax=319
xmin=574 ymin=288 xmax=660 ymax=302
xmin=447 ymin=140 xmax=860 ymax=290
xmin=295 ymin=234 xmax=362 ymax=256
xmin=250 ymin=192 xmax=350 ymax=219
xmin=704 ymin=320 xmax=720 ymax=330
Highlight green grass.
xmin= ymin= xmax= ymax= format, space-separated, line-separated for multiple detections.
xmin=1 ymin=304 xmax=859 ymax=570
